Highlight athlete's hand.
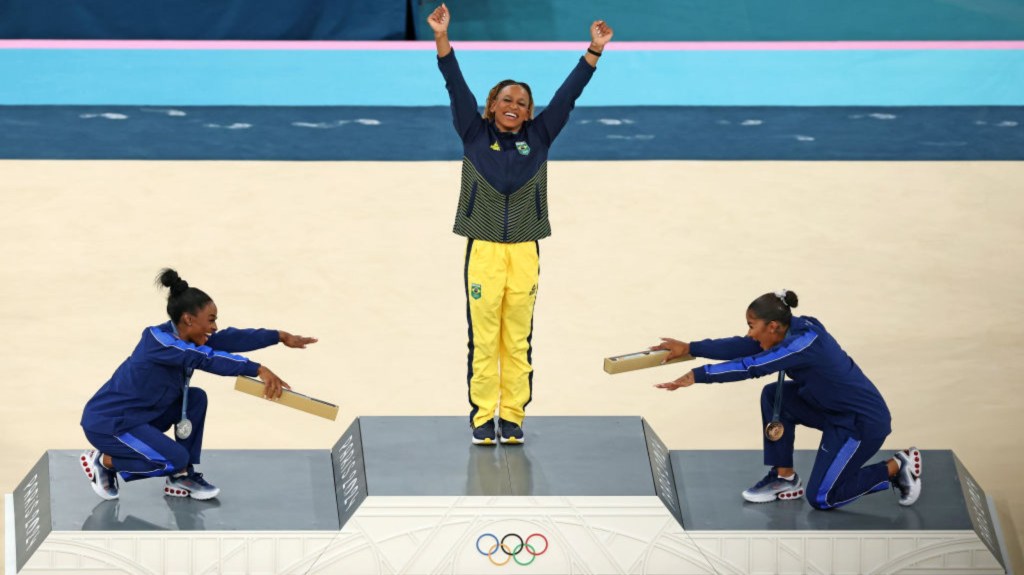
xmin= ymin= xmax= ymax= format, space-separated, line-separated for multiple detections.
xmin=257 ymin=365 xmax=292 ymax=400
xmin=650 ymin=337 xmax=690 ymax=362
xmin=655 ymin=371 xmax=695 ymax=391
xmin=279 ymin=331 xmax=318 ymax=349
xmin=427 ymin=4 xmax=450 ymax=35
xmin=590 ymin=20 xmax=613 ymax=48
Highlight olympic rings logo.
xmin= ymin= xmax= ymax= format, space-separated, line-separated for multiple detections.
xmin=476 ymin=533 xmax=549 ymax=566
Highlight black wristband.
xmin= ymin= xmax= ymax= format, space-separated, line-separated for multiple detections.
xmin=587 ymin=47 xmax=603 ymax=57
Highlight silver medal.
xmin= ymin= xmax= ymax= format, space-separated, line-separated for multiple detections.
xmin=175 ymin=418 xmax=193 ymax=439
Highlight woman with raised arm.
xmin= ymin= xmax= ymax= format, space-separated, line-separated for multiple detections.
xmin=79 ymin=268 xmax=317 ymax=501
xmin=427 ymin=3 xmax=612 ymax=446
xmin=652 ymin=291 xmax=922 ymax=510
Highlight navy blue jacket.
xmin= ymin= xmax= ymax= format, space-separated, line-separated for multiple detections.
xmin=690 ymin=316 xmax=892 ymax=437
xmin=438 ymin=50 xmax=595 ymax=243
xmin=438 ymin=49 xmax=595 ymax=194
xmin=81 ymin=322 xmax=279 ymax=435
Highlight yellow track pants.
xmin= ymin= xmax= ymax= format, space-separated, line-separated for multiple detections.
xmin=465 ymin=238 xmax=539 ymax=429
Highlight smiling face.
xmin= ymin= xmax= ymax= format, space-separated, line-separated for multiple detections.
xmin=179 ymin=302 xmax=218 ymax=346
xmin=746 ymin=308 xmax=786 ymax=351
xmin=488 ymin=84 xmax=533 ymax=133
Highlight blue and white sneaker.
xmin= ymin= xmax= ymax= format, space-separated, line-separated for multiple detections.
xmin=472 ymin=420 xmax=497 ymax=445
xmin=742 ymin=469 xmax=804 ymax=503
xmin=893 ymin=448 xmax=922 ymax=506
xmin=164 ymin=470 xmax=220 ymax=500
xmin=80 ymin=449 xmax=119 ymax=500
xmin=498 ymin=418 xmax=525 ymax=445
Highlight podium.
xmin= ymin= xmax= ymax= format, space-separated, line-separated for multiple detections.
xmin=7 ymin=416 xmax=1010 ymax=574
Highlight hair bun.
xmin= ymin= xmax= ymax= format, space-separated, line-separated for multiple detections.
xmin=774 ymin=289 xmax=799 ymax=309
xmin=784 ymin=290 xmax=799 ymax=308
xmin=171 ymin=278 xmax=189 ymax=297
xmin=157 ymin=268 xmax=189 ymax=297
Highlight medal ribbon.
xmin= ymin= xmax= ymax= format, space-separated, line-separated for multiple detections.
xmin=171 ymin=322 xmax=191 ymax=436
xmin=180 ymin=370 xmax=191 ymax=426
xmin=771 ymin=370 xmax=785 ymax=423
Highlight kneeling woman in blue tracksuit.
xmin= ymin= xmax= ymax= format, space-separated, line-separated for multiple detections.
xmin=652 ymin=290 xmax=922 ymax=509
xmin=80 ymin=268 xmax=316 ymax=501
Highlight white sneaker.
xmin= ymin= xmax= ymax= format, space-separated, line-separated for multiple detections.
xmin=893 ymin=448 xmax=922 ymax=506
xmin=80 ymin=449 xmax=119 ymax=500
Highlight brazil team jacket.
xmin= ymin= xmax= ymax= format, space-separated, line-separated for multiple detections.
xmin=437 ymin=50 xmax=595 ymax=243
xmin=689 ymin=316 xmax=892 ymax=437
xmin=81 ymin=322 xmax=279 ymax=435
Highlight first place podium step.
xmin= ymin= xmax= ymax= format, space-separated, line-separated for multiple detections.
xmin=7 ymin=415 xmax=1011 ymax=574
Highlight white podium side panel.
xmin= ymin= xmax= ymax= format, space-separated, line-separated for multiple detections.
xmin=15 ymin=532 xmax=338 ymax=575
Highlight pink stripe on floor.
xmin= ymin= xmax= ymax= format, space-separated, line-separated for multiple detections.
xmin=1 ymin=40 xmax=1023 ymax=51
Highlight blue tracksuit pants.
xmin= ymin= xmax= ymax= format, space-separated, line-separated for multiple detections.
xmin=83 ymin=387 xmax=207 ymax=482
xmin=760 ymin=381 xmax=892 ymax=510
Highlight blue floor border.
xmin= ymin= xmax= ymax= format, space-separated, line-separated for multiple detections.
xmin=2 ymin=105 xmax=1022 ymax=160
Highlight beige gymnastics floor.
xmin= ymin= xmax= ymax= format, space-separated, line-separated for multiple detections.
xmin=1 ymin=160 xmax=1021 ymax=572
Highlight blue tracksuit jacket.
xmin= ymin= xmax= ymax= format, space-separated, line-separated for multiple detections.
xmin=690 ymin=315 xmax=892 ymax=438
xmin=81 ymin=322 xmax=279 ymax=435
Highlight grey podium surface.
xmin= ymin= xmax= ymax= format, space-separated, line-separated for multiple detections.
xmin=673 ymin=449 xmax=975 ymax=531
xmin=356 ymin=416 xmax=658 ymax=497
xmin=10 ymin=418 xmax=1008 ymax=574
xmin=47 ymin=449 xmax=339 ymax=532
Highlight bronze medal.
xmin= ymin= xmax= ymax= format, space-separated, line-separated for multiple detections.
xmin=765 ymin=371 xmax=787 ymax=442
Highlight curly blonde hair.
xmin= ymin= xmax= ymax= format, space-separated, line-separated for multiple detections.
xmin=483 ymin=79 xmax=535 ymax=121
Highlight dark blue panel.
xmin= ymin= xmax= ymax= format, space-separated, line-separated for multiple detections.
xmin=412 ymin=0 xmax=1024 ymax=41
xmin=1 ymin=105 xmax=1022 ymax=160
xmin=0 ymin=0 xmax=409 ymax=40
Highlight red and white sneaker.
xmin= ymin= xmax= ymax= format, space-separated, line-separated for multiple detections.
xmin=80 ymin=449 xmax=119 ymax=500
xmin=742 ymin=469 xmax=804 ymax=503
xmin=164 ymin=471 xmax=220 ymax=500
xmin=894 ymin=447 xmax=922 ymax=506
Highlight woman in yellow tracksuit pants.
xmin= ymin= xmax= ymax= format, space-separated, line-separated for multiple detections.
xmin=428 ymin=4 xmax=613 ymax=444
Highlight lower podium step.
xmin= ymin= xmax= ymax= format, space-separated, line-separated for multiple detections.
xmin=670 ymin=450 xmax=1009 ymax=574
xmin=6 ymin=416 xmax=1010 ymax=574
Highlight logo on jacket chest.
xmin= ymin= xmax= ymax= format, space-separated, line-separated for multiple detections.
xmin=490 ymin=140 xmax=531 ymax=156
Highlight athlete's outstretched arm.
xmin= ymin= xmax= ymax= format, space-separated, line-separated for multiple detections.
xmin=584 ymin=20 xmax=614 ymax=67
xmin=427 ymin=3 xmax=451 ymax=57
xmin=430 ymin=4 xmax=483 ymax=141
xmin=535 ymin=20 xmax=614 ymax=144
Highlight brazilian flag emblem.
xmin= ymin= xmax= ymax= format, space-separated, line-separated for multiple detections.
xmin=471 ymin=283 xmax=482 ymax=300
xmin=515 ymin=141 xmax=531 ymax=156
